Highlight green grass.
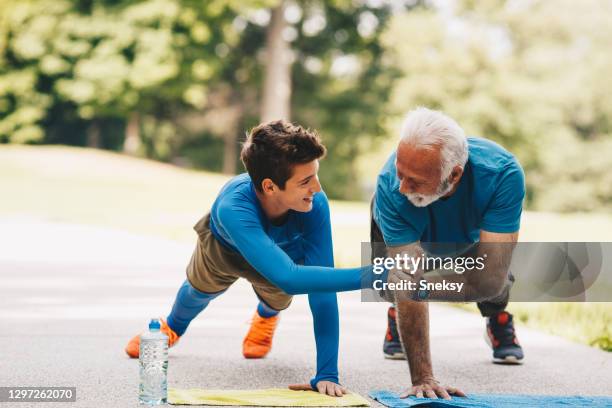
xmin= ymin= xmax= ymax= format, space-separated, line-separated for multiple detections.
xmin=2 ymin=145 xmax=611 ymax=351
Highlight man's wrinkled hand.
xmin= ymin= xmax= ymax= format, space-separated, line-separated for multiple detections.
xmin=288 ymin=381 xmax=347 ymax=397
xmin=400 ymin=379 xmax=465 ymax=400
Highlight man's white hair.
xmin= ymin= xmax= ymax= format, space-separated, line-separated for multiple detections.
xmin=399 ymin=107 xmax=468 ymax=179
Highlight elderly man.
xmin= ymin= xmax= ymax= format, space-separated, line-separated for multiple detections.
xmin=371 ymin=107 xmax=525 ymax=399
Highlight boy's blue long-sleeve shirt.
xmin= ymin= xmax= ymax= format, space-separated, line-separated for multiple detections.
xmin=208 ymin=173 xmax=364 ymax=387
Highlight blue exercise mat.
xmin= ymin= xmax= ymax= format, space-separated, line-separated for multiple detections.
xmin=369 ymin=390 xmax=612 ymax=407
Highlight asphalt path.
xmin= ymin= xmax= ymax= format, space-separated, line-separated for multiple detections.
xmin=1 ymin=218 xmax=611 ymax=407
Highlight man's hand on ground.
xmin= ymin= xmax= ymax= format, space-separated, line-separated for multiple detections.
xmin=400 ymin=378 xmax=466 ymax=400
xmin=288 ymin=381 xmax=347 ymax=397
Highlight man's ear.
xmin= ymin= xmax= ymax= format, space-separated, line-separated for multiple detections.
xmin=261 ymin=178 xmax=275 ymax=194
xmin=449 ymin=165 xmax=463 ymax=185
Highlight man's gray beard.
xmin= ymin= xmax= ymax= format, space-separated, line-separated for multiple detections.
xmin=404 ymin=177 xmax=454 ymax=207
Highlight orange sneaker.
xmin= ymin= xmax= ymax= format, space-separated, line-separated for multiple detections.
xmin=242 ymin=311 xmax=279 ymax=359
xmin=125 ymin=318 xmax=181 ymax=358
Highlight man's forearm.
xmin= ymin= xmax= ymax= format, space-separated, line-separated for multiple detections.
xmin=384 ymin=244 xmax=434 ymax=384
xmin=395 ymin=299 xmax=434 ymax=384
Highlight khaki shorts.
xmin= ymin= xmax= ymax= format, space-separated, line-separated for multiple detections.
xmin=186 ymin=214 xmax=293 ymax=311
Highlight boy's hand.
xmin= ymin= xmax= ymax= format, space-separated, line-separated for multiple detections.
xmin=288 ymin=381 xmax=347 ymax=397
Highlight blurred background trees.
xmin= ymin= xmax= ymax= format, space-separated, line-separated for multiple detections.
xmin=1 ymin=0 xmax=611 ymax=210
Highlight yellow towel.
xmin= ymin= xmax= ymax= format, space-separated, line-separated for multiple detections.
xmin=168 ymin=388 xmax=370 ymax=407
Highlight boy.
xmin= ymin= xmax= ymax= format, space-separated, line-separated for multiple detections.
xmin=125 ymin=120 xmax=367 ymax=396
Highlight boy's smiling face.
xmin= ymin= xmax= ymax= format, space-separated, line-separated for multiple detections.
xmin=260 ymin=160 xmax=322 ymax=215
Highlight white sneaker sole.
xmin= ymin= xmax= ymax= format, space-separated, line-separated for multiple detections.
xmin=493 ymin=355 xmax=523 ymax=365
xmin=383 ymin=351 xmax=406 ymax=360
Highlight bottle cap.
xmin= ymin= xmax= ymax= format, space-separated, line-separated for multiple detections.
xmin=149 ymin=318 xmax=161 ymax=331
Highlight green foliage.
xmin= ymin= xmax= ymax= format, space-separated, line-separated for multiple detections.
xmin=0 ymin=0 xmax=240 ymax=154
xmin=1 ymin=0 xmax=412 ymax=199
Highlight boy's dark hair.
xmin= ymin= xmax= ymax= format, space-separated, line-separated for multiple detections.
xmin=240 ymin=120 xmax=326 ymax=192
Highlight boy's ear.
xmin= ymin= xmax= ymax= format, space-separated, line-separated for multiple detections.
xmin=261 ymin=178 xmax=275 ymax=193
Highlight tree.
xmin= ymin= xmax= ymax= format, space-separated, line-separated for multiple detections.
xmin=261 ymin=1 xmax=291 ymax=122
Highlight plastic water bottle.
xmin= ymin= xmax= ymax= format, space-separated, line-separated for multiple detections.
xmin=139 ymin=318 xmax=168 ymax=405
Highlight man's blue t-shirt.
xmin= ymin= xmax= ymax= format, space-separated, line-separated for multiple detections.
xmin=373 ymin=137 xmax=525 ymax=246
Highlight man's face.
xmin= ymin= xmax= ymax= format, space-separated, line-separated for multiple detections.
xmin=275 ymin=160 xmax=322 ymax=212
xmin=395 ymin=142 xmax=454 ymax=207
